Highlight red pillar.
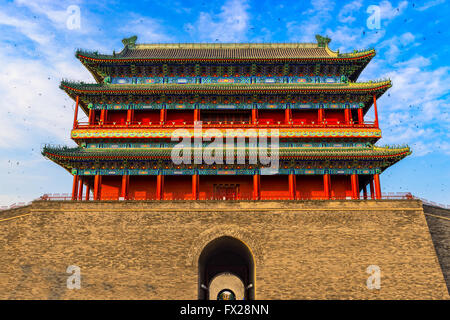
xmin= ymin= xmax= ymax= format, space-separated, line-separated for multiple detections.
xmin=157 ymin=174 xmax=164 ymax=200
xmin=289 ymin=174 xmax=296 ymax=200
xmin=94 ymin=174 xmax=100 ymax=200
xmin=85 ymin=184 xmax=90 ymax=201
xmin=192 ymin=174 xmax=199 ymax=200
xmin=253 ymin=174 xmax=260 ymax=200
xmin=73 ymin=96 xmax=79 ymax=128
xmin=100 ymin=109 xmax=106 ymax=124
xmin=194 ymin=108 xmax=200 ymax=123
xmin=318 ymin=108 xmax=324 ymax=124
xmin=121 ymin=175 xmax=127 ymax=200
xmin=77 ymin=178 xmax=84 ymax=201
xmin=251 ymin=108 xmax=258 ymax=125
xmin=344 ymin=108 xmax=351 ymax=124
xmin=323 ymin=174 xmax=330 ymax=199
xmin=357 ymin=108 xmax=364 ymax=125
xmin=285 ymin=108 xmax=291 ymax=124
xmin=126 ymin=109 xmax=133 ymax=125
xmin=351 ymin=174 xmax=359 ymax=199
xmin=374 ymin=173 xmax=382 ymax=199
xmin=373 ymin=94 xmax=379 ymax=128
xmin=71 ymin=175 xmax=79 ymax=201
xmin=88 ymin=109 xmax=93 ymax=125
xmin=160 ymin=109 xmax=166 ymax=124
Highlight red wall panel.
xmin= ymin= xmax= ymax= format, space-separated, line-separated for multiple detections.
xmin=166 ymin=110 xmax=193 ymax=123
xmin=296 ymin=175 xmax=325 ymax=199
xmin=258 ymin=110 xmax=285 ymax=123
xmin=100 ymin=176 xmax=121 ymax=200
xmin=107 ymin=111 xmax=127 ymax=124
xmin=129 ymin=176 xmax=157 ymax=200
xmin=292 ymin=110 xmax=318 ymax=123
xmin=199 ymin=175 xmax=253 ymax=200
xmin=331 ymin=175 xmax=352 ymax=199
xmin=134 ymin=110 xmax=160 ymax=124
xmin=325 ymin=110 xmax=345 ymax=123
xmin=163 ymin=175 xmax=192 ymax=200
xmin=260 ymin=175 xmax=290 ymax=199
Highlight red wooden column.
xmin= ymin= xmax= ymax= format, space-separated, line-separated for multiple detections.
xmin=253 ymin=173 xmax=260 ymax=200
xmin=88 ymin=109 xmax=94 ymax=125
xmin=288 ymin=173 xmax=296 ymax=200
xmin=71 ymin=175 xmax=79 ymax=200
xmin=374 ymin=173 xmax=382 ymax=199
xmin=100 ymin=109 xmax=106 ymax=124
xmin=156 ymin=174 xmax=164 ymax=200
xmin=192 ymin=173 xmax=199 ymax=200
xmin=126 ymin=109 xmax=133 ymax=126
xmin=73 ymin=96 xmax=79 ymax=128
xmin=357 ymin=108 xmax=364 ymax=125
xmin=85 ymin=184 xmax=90 ymax=201
xmin=160 ymin=109 xmax=166 ymax=125
xmin=77 ymin=178 xmax=84 ymax=201
xmin=251 ymin=107 xmax=258 ymax=125
xmin=344 ymin=107 xmax=351 ymax=125
xmin=323 ymin=174 xmax=331 ymax=199
xmin=94 ymin=174 xmax=101 ymax=200
xmin=373 ymin=94 xmax=379 ymax=128
xmin=318 ymin=108 xmax=324 ymax=124
xmin=285 ymin=107 xmax=291 ymax=124
xmin=121 ymin=174 xmax=128 ymax=200
xmin=194 ymin=108 xmax=200 ymax=123
xmin=351 ymin=174 xmax=359 ymax=199
xmin=369 ymin=179 xmax=375 ymax=199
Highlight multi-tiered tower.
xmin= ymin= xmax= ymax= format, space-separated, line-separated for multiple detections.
xmin=43 ymin=35 xmax=410 ymax=201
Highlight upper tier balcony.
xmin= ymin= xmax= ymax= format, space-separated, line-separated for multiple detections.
xmin=74 ymin=119 xmax=377 ymax=129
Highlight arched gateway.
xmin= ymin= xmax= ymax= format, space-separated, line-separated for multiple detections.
xmin=198 ymin=236 xmax=255 ymax=300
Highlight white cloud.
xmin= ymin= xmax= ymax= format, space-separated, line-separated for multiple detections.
xmin=338 ymin=0 xmax=363 ymax=23
xmin=287 ymin=0 xmax=335 ymax=42
xmin=13 ymin=0 xmax=100 ymax=36
xmin=378 ymin=32 xmax=417 ymax=62
xmin=0 ymin=10 xmax=53 ymax=46
xmin=323 ymin=25 xmax=385 ymax=52
xmin=185 ymin=0 xmax=250 ymax=42
xmin=415 ymin=0 xmax=446 ymax=11
xmin=368 ymin=55 xmax=450 ymax=157
xmin=379 ymin=0 xmax=408 ymax=22
xmin=119 ymin=15 xmax=174 ymax=43
xmin=0 ymin=47 xmax=83 ymax=148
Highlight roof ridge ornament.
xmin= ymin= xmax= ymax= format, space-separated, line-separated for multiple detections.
xmin=315 ymin=35 xmax=331 ymax=48
xmin=122 ymin=35 xmax=138 ymax=49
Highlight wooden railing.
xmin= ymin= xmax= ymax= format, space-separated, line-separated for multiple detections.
xmin=36 ymin=192 xmax=424 ymax=202
xmin=75 ymin=120 xmax=377 ymax=129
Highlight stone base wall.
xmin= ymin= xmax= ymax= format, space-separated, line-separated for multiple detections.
xmin=0 ymin=200 xmax=448 ymax=299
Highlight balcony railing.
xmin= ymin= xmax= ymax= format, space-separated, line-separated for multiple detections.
xmin=36 ymin=192 xmax=420 ymax=202
xmin=75 ymin=120 xmax=377 ymax=129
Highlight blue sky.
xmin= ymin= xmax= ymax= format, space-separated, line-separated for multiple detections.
xmin=0 ymin=0 xmax=449 ymax=206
